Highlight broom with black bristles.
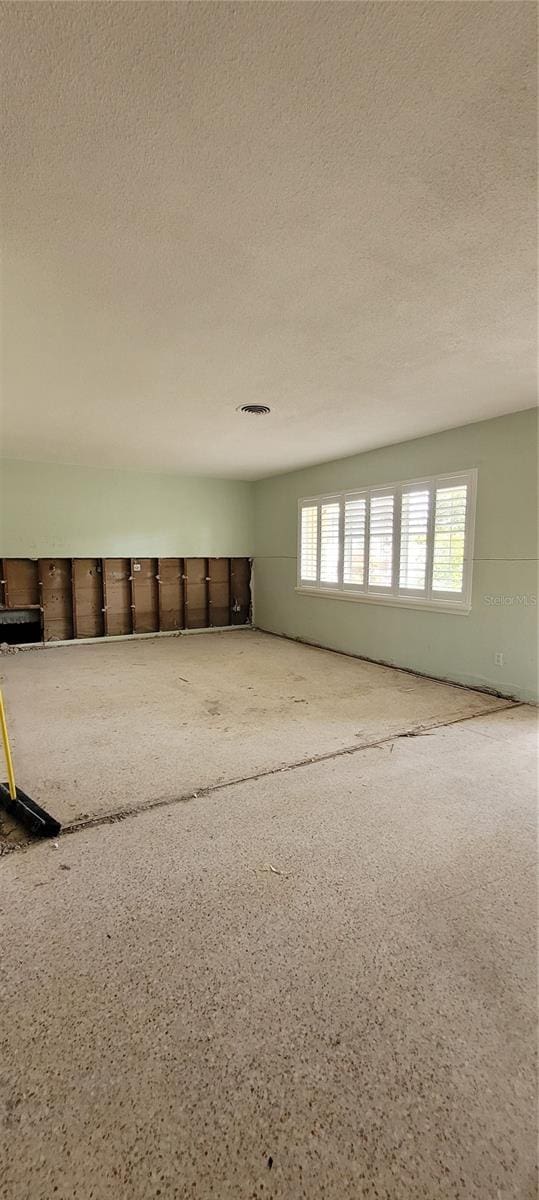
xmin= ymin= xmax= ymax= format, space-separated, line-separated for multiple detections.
xmin=0 ymin=687 xmax=61 ymax=837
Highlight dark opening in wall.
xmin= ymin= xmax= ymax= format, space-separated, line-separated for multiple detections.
xmin=0 ymin=612 xmax=42 ymax=645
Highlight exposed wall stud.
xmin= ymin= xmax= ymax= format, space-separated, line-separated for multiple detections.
xmin=2 ymin=559 xmax=40 ymax=609
xmin=131 ymin=558 xmax=159 ymax=634
xmin=103 ymin=559 xmax=132 ymax=636
xmin=184 ymin=558 xmax=209 ymax=629
xmin=158 ymin=558 xmax=185 ymax=631
xmin=208 ymin=557 xmax=231 ymax=627
xmin=230 ymin=558 xmax=251 ymax=624
xmin=38 ymin=559 xmax=74 ymax=641
xmin=72 ymin=559 xmax=105 ymax=638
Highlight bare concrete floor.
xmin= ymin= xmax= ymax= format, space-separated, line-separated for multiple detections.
xmin=1 ymin=690 xmax=537 ymax=1199
xmin=0 ymin=630 xmax=509 ymax=829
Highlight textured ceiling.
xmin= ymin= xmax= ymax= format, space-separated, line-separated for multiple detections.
xmin=1 ymin=2 xmax=536 ymax=480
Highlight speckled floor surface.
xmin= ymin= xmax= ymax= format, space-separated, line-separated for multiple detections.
xmin=0 ymin=630 xmax=509 ymax=828
xmin=1 ymin=703 xmax=536 ymax=1199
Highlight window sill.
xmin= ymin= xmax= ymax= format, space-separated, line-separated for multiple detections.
xmin=295 ymin=586 xmax=471 ymax=615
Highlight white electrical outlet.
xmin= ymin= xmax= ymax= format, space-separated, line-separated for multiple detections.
xmin=494 ymin=651 xmax=504 ymax=667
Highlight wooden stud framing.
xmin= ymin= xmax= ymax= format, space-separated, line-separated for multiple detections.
xmin=158 ymin=558 xmax=185 ymax=631
xmin=208 ymin=558 xmax=231 ymax=627
xmin=1 ymin=556 xmax=251 ymax=641
xmin=184 ymin=558 xmax=209 ymax=629
xmin=230 ymin=558 xmax=251 ymax=624
xmin=103 ymin=558 xmax=132 ymax=636
xmin=72 ymin=559 xmax=104 ymax=639
xmin=38 ymin=559 xmax=74 ymax=641
xmin=131 ymin=558 xmax=159 ymax=634
xmin=2 ymin=559 xmax=40 ymax=609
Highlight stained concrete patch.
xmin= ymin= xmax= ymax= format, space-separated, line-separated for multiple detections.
xmin=0 ymin=631 xmax=509 ymax=827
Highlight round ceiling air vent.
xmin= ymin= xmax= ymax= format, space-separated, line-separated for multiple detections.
xmin=237 ymin=404 xmax=271 ymax=415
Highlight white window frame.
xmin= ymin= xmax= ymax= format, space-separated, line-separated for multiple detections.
xmin=296 ymin=469 xmax=477 ymax=614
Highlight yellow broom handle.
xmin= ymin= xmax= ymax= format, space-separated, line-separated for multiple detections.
xmin=0 ymin=689 xmax=17 ymax=800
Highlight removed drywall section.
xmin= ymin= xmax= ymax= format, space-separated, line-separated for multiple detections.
xmin=0 ymin=461 xmax=253 ymax=559
xmin=131 ymin=559 xmax=159 ymax=634
xmin=0 ymin=558 xmax=41 ymax=643
xmin=103 ymin=559 xmax=132 ymax=636
xmin=208 ymin=559 xmax=230 ymax=628
xmin=2 ymin=558 xmax=39 ymax=608
xmin=158 ymin=558 xmax=184 ymax=632
xmin=231 ymin=558 xmax=252 ymax=625
xmin=185 ymin=559 xmax=208 ymax=629
xmin=39 ymin=559 xmax=73 ymax=642
xmin=253 ymin=408 xmax=538 ymax=703
xmin=72 ymin=559 xmax=104 ymax=639
xmin=1 ymin=557 xmax=251 ymax=642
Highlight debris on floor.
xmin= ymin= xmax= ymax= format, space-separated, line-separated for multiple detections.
xmin=396 ymin=728 xmax=433 ymax=738
xmin=0 ymin=809 xmax=31 ymax=854
xmin=258 ymin=862 xmax=287 ymax=876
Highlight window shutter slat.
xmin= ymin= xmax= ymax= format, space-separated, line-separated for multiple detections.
xmin=300 ymin=505 xmax=318 ymax=582
xmin=432 ymin=485 xmax=468 ymax=592
xmin=320 ymin=502 xmax=340 ymax=583
xmin=343 ymin=496 xmax=366 ymax=585
xmin=399 ymin=488 xmax=430 ymax=590
xmin=368 ymin=494 xmax=394 ymax=588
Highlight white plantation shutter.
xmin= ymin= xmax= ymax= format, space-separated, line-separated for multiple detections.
xmin=298 ymin=470 xmax=475 ymax=611
xmin=320 ymin=501 xmax=340 ymax=584
xmin=399 ymin=487 xmax=430 ymax=591
xmin=368 ymin=493 xmax=394 ymax=588
xmin=343 ymin=495 xmax=367 ymax=586
xmin=300 ymin=504 xmax=318 ymax=582
xmin=432 ymin=484 xmax=468 ymax=593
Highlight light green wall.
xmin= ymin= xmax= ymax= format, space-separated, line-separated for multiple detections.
xmin=0 ymin=460 xmax=254 ymax=558
xmin=254 ymin=409 xmax=538 ymax=703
